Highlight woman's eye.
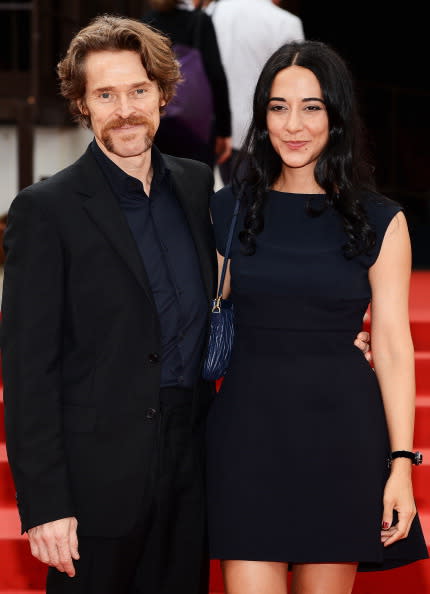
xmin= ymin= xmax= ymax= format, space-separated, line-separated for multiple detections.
xmin=269 ymin=105 xmax=286 ymax=112
xmin=305 ymin=104 xmax=323 ymax=111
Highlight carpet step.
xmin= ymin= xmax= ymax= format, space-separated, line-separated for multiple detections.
xmin=415 ymin=396 xmax=430 ymax=449
xmin=0 ymin=512 xmax=45 ymax=589
xmin=0 ymin=445 xmax=16 ymax=506
xmin=409 ymin=271 xmax=430 ymax=351
xmin=411 ymin=320 xmax=430 ymax=351
xmin=416 ymin=352 xmax=430 ymax=394
xmin=411 ymin=448 xmax=430 ymax=509
xmin=0 ymin=508 xmax=22 ymax=539
xmin=0 ymin=387 xmax=4 ymax=442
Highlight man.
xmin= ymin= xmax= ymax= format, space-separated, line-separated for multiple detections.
xmin=205 ymin=0 xmax=305 ymax=183
xmin=1 ymin=14 xmax=216 ymax=594
xmin=1 ymin=12 xmax=370 ymax=594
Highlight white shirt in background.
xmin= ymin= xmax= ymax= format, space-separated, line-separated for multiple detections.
xmin=205 ymin=0 xmax=305 ymax=150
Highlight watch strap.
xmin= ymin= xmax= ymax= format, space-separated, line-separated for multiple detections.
xmin=388 ymin=450 xmax=423 ymax=467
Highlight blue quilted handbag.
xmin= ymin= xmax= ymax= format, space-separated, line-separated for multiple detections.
xmin=202 ymin=191 xmax=242 ymax=381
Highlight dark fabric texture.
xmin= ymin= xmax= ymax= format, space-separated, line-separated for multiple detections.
xmin=1 ymin=144 xmax=217 ymax=537
xmin=164 ymin=41 xmax=214 ymax=145
xmin=206 ymin=187 xmax=429 ymax=570
xmin=46 ymin=389 xmax=210 ymax=594
xmin=142 ymin=8 xmax=231 ymax=165
xmin=92 ymin=141 xmax=208 ymax=388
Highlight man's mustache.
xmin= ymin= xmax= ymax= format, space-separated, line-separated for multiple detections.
xmin=104 ymin=115 xmax=150 ymax=131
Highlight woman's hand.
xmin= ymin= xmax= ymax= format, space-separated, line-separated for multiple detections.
xmin=354 ymin=330 xmax=371 ymax=362
xmin=381 ymin=461 xmax=416 ymax=546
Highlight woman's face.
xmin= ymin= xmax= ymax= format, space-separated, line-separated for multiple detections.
xmin=266 ymin=65 xmax=329 ymax=175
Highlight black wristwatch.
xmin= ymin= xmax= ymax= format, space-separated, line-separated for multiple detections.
xmin=387 ymin=450 xmax=423 ymax=468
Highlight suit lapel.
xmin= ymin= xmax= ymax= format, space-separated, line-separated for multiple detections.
xmin=72 ymin=147 xmax=216 ymax=308
xmin=75 ymin=147 xmax=157 ymax=309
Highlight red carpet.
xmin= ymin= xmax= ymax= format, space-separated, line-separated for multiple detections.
xmin=1 ymin=271 xmax=430 ymax=593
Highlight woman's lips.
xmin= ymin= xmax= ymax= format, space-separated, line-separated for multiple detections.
xmin=284 ymin=141 xmax=307 ymax=149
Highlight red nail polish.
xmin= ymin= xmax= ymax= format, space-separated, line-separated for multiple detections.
xmin=382 ymin=521 xmax=389 ymax=530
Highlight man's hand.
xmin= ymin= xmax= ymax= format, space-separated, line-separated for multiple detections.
xmin=354 ymin=330 xmax=371 ymax=362
xmin=28 ymin=516 xmax=79 ymax=577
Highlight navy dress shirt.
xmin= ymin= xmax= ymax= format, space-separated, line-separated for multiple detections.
xmin=92 ymin=140 xmax=208 ymax=388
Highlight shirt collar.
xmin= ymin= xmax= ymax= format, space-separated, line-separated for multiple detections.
xmin=91 ymin=138 xmax=168 ymax=197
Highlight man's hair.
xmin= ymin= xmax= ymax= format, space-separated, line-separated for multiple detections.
xmin=57 ymin=14 xmax=181 ymax=127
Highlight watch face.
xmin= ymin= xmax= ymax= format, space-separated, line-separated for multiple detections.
xmin=414 ymin=451 xmax=423 ymax=465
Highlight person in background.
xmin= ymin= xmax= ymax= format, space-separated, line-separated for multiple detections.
xmin=205 ymin=0 xmax=304 ymax=184
xmin=143 ymin=0 xmax=232 ymax=168
xmin=206 ymin=39 xmax=428 ymax=594
xmin=0 ymin=213 xmax=6 ymax=306
xmin=1 ymin=14 xmax=217 ymax=594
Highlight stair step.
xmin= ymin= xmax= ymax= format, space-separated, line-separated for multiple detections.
xmin=0 ymin=444 xmax=16 ymax=506
xmin=411 ymin=320 xmax=430 ymax=352
xmin=411 ymin=448 xmax=430 ymax=509
xmin=0 ymin=386 xmax=4 ymax=442
xmin=415 ymin=395 xmax=430 ymax=449
xmin=0 ymin=513 xmax=45 ymax=588
xmin=409 ymin=271 xmax=430 ymax=351
xmin=416 ymin=353 xmax=430 ymax=394
xmin=0 ymin=508 xmax=21 ymax=539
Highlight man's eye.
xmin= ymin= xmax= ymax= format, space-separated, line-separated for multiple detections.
xmin=100 ymin=92 xmax=110 ymax=99
xmin=135 ymin=88 xmax=145 ymax=95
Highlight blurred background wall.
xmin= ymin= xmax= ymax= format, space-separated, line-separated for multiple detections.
xmin=0 ymin=0 xmax=428 ymax=267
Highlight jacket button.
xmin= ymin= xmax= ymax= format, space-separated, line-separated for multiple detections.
xmin=145 ymin=408 xmax=157 ymax=420
xmin=148 ymin=352 xmax=160 ymax=364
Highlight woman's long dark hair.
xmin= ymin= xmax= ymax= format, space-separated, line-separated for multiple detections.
xmin=234 ymin=40 xmax=377 ymax=258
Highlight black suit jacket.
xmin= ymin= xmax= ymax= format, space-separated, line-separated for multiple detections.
xmin=1 ymin=145 xmax=217 ymax=536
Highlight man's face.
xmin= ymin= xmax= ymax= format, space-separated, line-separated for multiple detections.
xmin=80 ymin=50 xmax=165 ymax=159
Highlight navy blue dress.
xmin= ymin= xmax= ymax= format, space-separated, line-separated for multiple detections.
xmin=206 ymin=187 xmax=429 ymax=570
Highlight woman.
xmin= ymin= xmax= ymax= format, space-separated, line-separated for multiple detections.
xmin=206 ymin=40 xmax=428 ymax=594
xmin=142 ymin=0 xmax=232 ymax=167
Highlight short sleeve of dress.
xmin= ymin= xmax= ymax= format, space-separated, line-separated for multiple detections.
xmin=210 ymin=185 xmax=237 ymax=257
xmin=362 ymin=193 xmax=404 ymax=268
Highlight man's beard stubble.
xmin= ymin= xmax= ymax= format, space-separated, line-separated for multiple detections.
xmin=101 ymin=114 xmax=156 ymax=155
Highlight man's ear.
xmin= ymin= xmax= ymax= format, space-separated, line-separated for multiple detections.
xmin=77 ymin=99 xmax=89 ymax=116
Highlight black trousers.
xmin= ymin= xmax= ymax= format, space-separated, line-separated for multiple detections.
xmin=46 ymin=388 xmax=209 ymax=594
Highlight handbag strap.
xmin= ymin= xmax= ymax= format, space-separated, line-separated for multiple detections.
xmin=214 ymin=185 xmax=245 ymax=308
